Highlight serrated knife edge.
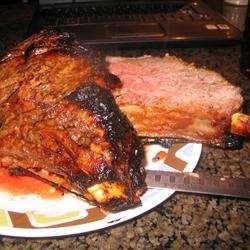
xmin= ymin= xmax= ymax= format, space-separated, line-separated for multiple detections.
xmin=146 ymin=170 xmax=250 ymax=199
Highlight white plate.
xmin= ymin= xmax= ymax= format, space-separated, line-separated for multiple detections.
xmin=0 ymin=143 xmax=202 ymax=238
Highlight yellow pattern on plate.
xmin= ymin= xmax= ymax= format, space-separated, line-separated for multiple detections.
xmin=27 ymin=210 xmax=85 ymax=228
xmin=0 ymin=209 xmax=12 ymax=227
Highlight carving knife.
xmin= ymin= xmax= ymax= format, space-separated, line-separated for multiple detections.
xmin=146 ymin=170 xmax=250 ymax=199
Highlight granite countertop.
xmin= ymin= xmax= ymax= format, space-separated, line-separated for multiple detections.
xmin=0 ymin=2 xmax=249 ymax=249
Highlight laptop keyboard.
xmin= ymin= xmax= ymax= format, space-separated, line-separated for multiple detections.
xmin=39 ymin=1 xmax=212 ymax=27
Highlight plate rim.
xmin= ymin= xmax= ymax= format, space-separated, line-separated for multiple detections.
xmin=0 ymin=143 xmax=202 ymax=238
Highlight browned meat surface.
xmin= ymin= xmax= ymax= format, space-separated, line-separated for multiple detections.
xmin=231 ymin=113 xmax=250 ymax=137
xmin=0 ymin=30 xmax=146 ymax=212
xmin=107 ymin=55 xmax=244 ymax=147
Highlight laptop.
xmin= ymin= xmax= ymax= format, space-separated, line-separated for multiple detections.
xmin=27 ymin=0 xmax=243 ymax=48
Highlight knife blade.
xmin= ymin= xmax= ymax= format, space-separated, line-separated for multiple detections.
xmin=146 ymin=170 xmax=250 ymax=199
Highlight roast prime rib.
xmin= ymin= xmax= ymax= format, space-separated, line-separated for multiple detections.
xmin=107 ymin=55 xmax=248 ymax=147
xmin=0 ymin=30 xmax=146 ymax=211
xmin=0 ymin=30 xmax=248 ymax=211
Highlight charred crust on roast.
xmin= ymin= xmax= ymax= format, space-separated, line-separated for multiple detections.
xmin=104 ymin=73 xmax=123 ymax=90
xmin=67 ymin=83 xmax=141 ymax=145
xmin=22 ymin=30 xmax=89 ymax=59
xmin=21 ymin=30 xmax=114 ymax=88
xmin=68 ymin=162 xmax=117 ymax=189
xmin=101 ymin=196 xmax=141 ymax=211
xmin=67 ymin=83 xmax=145 ymax=187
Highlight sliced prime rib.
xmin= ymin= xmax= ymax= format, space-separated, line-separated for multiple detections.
xmin=0 ymin=30 xmax=146 ymax=211
xmin=107 ymin=55 xmax=247 ymax=147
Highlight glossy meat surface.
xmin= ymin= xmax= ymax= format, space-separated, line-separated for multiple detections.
xmin=0 ymin=30 xmax=146 ymax=211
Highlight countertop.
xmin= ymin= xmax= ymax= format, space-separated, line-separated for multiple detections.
xmin=0 ymin=2 xmax=249 ymax=249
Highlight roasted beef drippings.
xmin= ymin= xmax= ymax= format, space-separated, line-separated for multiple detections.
xmin=0 ymin=30 xmax=146 ymax=211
